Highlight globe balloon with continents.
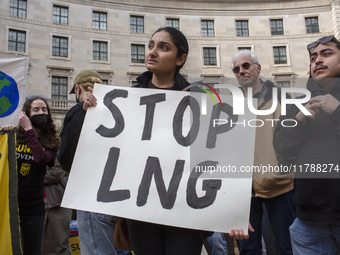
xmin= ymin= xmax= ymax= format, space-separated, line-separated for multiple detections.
xmin=0 ymin=71 xmax=19 ymax=118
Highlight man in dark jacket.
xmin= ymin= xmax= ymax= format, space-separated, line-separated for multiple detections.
xmin=274 ymin=35 xmax=340 ymax=254
xmin=58 ymin=69 xmax=102 ymax=173
xmin=58 ymin=70 xmax=130 ymax=255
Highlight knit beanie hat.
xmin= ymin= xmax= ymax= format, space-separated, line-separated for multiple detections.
xmin=70 ymin=69 xmax=102 ymax=94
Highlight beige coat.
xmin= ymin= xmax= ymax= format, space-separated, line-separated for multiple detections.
xmin=252 ymin=85 xmax=294 ymax=198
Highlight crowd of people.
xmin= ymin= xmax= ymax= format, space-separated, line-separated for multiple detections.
xmin=1 ymin=27 xmax=340 ymax=255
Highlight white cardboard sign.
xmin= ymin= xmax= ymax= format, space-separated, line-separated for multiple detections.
xmin=62 ymin=84 xmax=256 ymax=233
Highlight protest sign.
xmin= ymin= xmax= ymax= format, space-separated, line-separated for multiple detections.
xmin=62 ymin=84 xmax=256 ymax=233
xmin=0 ymin=52 xmax=28 ymax=126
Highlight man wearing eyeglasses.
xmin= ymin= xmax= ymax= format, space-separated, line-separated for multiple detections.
xmin=274 ymin=36 xmax=340 ymax=254
xmin=230 ymin=50 xmax=294 ymax=255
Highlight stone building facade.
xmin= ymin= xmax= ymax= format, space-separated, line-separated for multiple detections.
xmin=0 ymin=0 xmax=339 ymax=126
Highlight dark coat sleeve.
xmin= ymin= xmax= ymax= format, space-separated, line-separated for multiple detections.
xmin=273 ymin=104 xmax=308 ymax=159
xmin=57 ymin=102 xmax=86 ymax=172
xmin=25 ymin=129 xmax=54 ymax=166
xmin=44 ymin=159 xmax=68 ymax=208
xmin=44 ymin=159 xmax=64 ymax=185
xmin=329 ymin=104 xmax=340 ymax=137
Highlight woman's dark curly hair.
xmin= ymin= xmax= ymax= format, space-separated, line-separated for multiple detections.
xmin=16 ymin=97 xmax=60 ymax=150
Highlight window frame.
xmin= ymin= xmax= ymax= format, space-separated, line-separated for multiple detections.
xmin=276 ymin=81 xmax=291 ymax=88
xmin=130 ymin=43 xmax=145 ymax=64
xmin=270 ymin=19 xmax=284 ymax=35
xmin=201 ymin=20 xmax=215 ymax=37
xmin=236 ymin=44 xmax=254 ymax=52
xmin=130 ymin=15 xmax=144 ymax=33
xmin=235 ymin=20 xmax=249 ymax=36
xmin=93 ymin=11 xmax=107 ymax=30
xmin=305 ymin=16 xmax=320 ymax=34
xmin=9 ymin=0 xmax=27 ymax=18
xmin=53 ymin=5 xmax=69 ymax=25
xmin=7 ymin=26 xmax=28 ymax=54
xmin=272 ymin=73 xmax=295 ymax=90
xmin=51 ymin=34 xmax=70 ymax=59
xmin=166 ymin=18 xmax=180 ymax=30
xmin=91 ymin=39 xmax=110 ymax=63
xmin=202 ymin=45 xmax=220 ymax=68
xmin=51 ymin=76 xmax=68 ymax=100
xmin=271 ymin=44 xmax=291 ymax=66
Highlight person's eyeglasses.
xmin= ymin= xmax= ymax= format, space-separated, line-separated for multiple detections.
xmin=232 ymin=62 xmax=252 ymax=74
xmin=307 ymin=35 xmax=340 ymax=54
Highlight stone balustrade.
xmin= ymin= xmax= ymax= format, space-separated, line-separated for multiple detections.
xmin=47 ymin=99 xmax=76 ymax=112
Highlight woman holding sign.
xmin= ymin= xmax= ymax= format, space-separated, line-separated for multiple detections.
xmin=84 ymin=27 xmax=205 ymax=255
xmin=127 ymin=27 xmax=205 ymax=255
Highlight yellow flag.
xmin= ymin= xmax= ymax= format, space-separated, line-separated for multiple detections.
xmin=0 ymin=130 xmax=21 ymax=255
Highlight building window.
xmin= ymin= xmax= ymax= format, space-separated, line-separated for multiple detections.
xmin=53 ymin=5 xmax=68 ymax=25
xmin=131 ymin=80 xmax=138 ymax=86
xmin=305 ymin=17 xmax=319 ymax=33
xmin=270 ymin=19 xmax=284 ymax=35
xmin=166 ymin=18 xmax=179 ymax=29
xmin=131 ymin=44 xmax=145 ymax=64
xmin=93 ymin=41 xmax=108 ymax=61
xmin=276 ymin=81 xmax=290 ymax=87
xmin=8 ymin=29 xmax=26 ymax=52
xmin=93 ymin=11 xmax=107 ymax=30
xmin=201 ymin=20 xmax=215 ymax=36
xmin=10 ymin=0 xmax=27 ymax=18
xmin=101 ymin=80 xmax=108 ymax=85
xmin=52 ymin=36 xmax=68 ymax=57
xmin=273 ymin=46 xmax=287 ymax=64
xmin=203 ymin=47 xmax=217 ymax=66
xmin=238 ymin=47 xmax=252 ymax=51
xmin=236 ymin=20 xmax=249 ymax=36
xmin=130 ymin=16 xmax=144 ymax=33
xmin=51 ymin=76 xmax=68 ymax=100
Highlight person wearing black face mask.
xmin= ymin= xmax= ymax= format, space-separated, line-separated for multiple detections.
xmin=1 ymin=96 xmax=60 ymax=255
xmin=30 ymin=113 xmax=49 ymax=130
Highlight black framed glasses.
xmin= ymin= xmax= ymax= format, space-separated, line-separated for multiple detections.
xmin=307 ymin=35 xmax=340 ymax=54
xmin=232 ymin=62 xmax=252 ymax=74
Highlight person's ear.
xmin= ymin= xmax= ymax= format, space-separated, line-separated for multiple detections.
xmin=256 ymin=64 xmax=261 ymax=75
xmin=75 ymin=84 xmax=80 ymax=98
xmin=176 ymin=54 xmax=187 ymax=67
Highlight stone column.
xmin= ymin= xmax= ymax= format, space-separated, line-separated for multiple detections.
xmin=331 ymin=0 xmax=340 ymax=38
